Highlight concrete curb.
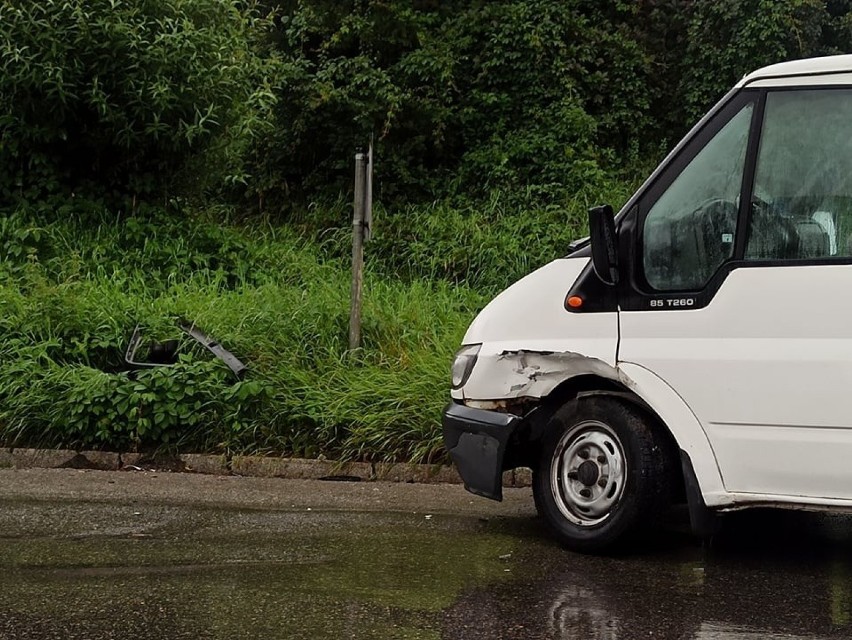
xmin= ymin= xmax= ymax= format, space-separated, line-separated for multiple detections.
xmin=0 ymin=448 xmax=533 ymax=488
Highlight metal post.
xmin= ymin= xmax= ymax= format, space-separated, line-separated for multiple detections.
xmin=349 ymin=152 xmax=367 ymax=350
xmin=364 ymin=139 xmax=373 ymax=241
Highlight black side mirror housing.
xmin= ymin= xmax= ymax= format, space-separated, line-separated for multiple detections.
xmin=588 ymin=204 xmax=619 ymax=285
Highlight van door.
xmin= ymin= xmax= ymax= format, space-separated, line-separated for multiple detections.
xmin=619 ymin=87 xmax=852 ymax=500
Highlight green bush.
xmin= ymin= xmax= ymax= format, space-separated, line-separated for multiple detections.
xmin=680 ymin=0 xmax=833 ymax=118
xmin=0 ymin=0 xmax=275 ymax=206
xmin=235 ymin=0 xmax=852 ymax=211
xmin=245 ymin=0 xmax=651 ymax=207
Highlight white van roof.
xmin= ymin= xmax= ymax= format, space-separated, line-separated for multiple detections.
xmin=738 ymin=54 xmax=852 ymax=87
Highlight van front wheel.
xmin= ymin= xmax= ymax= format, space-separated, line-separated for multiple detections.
xmin=533 ymin=396 xmax=673 ymax=552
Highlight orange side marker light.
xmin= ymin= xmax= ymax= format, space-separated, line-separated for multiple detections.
xmin=567 ymin=295 xmax=583 ymax=309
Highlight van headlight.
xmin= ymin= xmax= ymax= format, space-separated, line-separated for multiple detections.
xmin=451 ymin=344 xmax=481 ymax=389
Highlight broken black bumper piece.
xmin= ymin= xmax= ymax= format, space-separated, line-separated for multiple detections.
xmin=125 ymin=322 xmax=247 ymax=378
xmin=442 ymin=402 xmax=520 ymax=502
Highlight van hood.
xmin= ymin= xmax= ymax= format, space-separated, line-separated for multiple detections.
xmin=462 ymin=257 xmax=590 ymax=346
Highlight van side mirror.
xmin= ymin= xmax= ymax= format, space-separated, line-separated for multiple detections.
xmin=588 ymin=204 xmax=619 ymax=285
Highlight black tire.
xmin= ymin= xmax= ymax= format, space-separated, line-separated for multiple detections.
xmin=533 ymin=396 xmax=674 ymax=553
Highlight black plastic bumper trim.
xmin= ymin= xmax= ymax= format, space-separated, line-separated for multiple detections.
xmin=442 ymin=403 xmax=521 ymax=502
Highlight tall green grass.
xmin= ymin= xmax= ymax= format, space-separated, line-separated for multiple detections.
xmin=0 ymin=182 xmax=633 ymax=461
xmin=0 ymin=206 xmax=485 ymax=461
xmin=297 ymin=180 xmax=637 ymax=292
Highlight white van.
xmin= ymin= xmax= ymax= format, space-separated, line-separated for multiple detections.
xmin=443 ymin=55 xmax=852 ymax=552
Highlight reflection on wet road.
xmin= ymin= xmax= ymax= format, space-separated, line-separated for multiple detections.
xmin=2 ymin=476 xmax=852 ymax=639
xmin=446 ymin=509 xmax=852 ymax=639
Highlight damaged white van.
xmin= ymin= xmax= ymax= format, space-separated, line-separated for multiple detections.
xmin=443 ymin=55 xmax=852 ymax=551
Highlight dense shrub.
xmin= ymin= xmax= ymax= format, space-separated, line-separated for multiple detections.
xmin=245 ymin=0 xmax=651 ymax=207
xmin=681 ymin=0 xmax=837 ymax=119
xmin=234 ymin=0 xmax=852 ymax=210
xmin=0 ymin=0 xmax=275 ymax=206
xmin=5 ymin=0 xmax=852 ymax=212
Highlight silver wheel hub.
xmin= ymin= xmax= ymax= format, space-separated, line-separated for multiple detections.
xmin=549 ymin=420 xmax=626 ymax=527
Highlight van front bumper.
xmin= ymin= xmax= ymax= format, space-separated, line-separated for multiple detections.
xmin=442 ymin=402 xmax=521 ymax=502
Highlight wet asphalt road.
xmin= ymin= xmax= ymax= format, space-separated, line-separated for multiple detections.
xmin=2 ymin=470 xmax=852 ymax=639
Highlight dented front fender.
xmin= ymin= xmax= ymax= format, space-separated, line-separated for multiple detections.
xmin=457 ymin=349 xmax=621 ymax=402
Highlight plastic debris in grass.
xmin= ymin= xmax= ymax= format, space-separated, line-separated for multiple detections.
xmin=124 ymin=321 xmax=247 ymax=378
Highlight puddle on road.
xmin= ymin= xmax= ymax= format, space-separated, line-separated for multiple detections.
xmin=3 ymin=502 xmax=852 ymax=639
xmin=442 ymin=509 xmax=852 ymax=639
xmin=0 ymin=503 xmax=531 ymax=639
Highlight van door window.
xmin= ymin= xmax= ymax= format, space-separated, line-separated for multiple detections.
xmin=643 ymin=104 xmax=753 ymax=291
xmin=747 ymin=89 xmax=852 ymax=261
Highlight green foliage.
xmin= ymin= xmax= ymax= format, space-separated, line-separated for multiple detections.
xmin=0 ymin=0 xmax=275 ymax=205
xmin=0 ymin=358 xmax=233 ymax=449
xmin=445 ymin=1 xmax=653 ymax=200
xmin=303 ymin=178 xmax=635 ymax=291
xmin=0 ymin=206 xmax=489 ymax=461
xmin=681 ymin=0 xmax=832 ymax=117
xmin=237 ymin=0 xmax=852 ymax=208
xmin=444 ymin=1 xmax=605 ymax=200
xmin=245 ymin=0 xmax=651 ymax=207
xmin=6 ymin=0 xmax=852 ymax=211
xmin=0 ymin=176 xmax=641 ymax=459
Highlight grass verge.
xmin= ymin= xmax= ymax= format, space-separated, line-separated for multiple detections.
xmin=0 ymin=182 xmax=633 ymax=461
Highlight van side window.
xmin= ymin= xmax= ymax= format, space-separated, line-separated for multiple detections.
xmin=643 ymin=104 xmax=753 ymax=291
xmin=747 ymin=89 xmax=852 ymax=261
